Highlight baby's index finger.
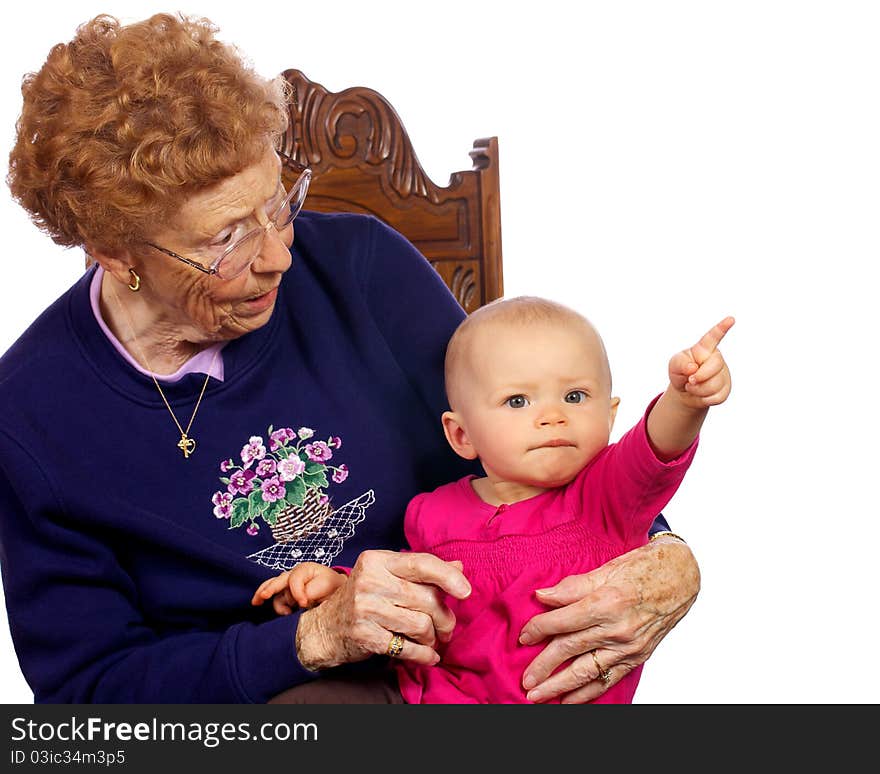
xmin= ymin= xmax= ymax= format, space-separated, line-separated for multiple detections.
xmin=693 ymin=316 xmax=735 ymax=357
xmin=255 ymin=576 xmax=285 ymax=597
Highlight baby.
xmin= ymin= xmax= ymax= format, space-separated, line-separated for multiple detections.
xmin=253 ymin=296 xmax=734 ymax=703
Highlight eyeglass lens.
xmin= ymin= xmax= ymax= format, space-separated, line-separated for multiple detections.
xmin=216 ymin=170 xmax=311 ymax=279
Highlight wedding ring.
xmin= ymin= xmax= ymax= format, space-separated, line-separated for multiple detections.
xmin=386 ymin=633 xmax=405 ymax=658
xmin=591 ymin=650 xmax=612 ymax=687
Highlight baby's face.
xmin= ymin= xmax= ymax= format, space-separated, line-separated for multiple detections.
xmin=452 ymin=319 xmax=617 ymax=489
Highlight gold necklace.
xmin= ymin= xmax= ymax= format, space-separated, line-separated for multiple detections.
xmin=109 ymin=285 xmax=219 ymax=459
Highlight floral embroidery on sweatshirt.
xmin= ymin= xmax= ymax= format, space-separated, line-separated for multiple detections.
xmin=212 ymin=425 xmax=372 ymax=569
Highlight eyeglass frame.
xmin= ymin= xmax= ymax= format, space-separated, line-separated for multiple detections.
xmin=145 ymin=151 xmax=312 ymax=280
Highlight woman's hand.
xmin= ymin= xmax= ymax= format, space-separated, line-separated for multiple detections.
xmin=294 ymin=549 xmax=471 ymax=671
xmin=518 ymin=537 xmax=700 ymax=703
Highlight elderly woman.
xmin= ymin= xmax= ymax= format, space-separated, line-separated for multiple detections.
xmin=0 ymin=13 xmax=699 ymax=703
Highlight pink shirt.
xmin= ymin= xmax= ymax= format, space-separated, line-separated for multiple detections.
xmin=397 ymin=400 xmax=697 ymax=704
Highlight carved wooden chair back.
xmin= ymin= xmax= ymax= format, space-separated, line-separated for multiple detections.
xmin=278 ymin=69 xmax=503 ymax=313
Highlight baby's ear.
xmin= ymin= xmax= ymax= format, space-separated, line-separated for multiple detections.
xmin=609 ymin=397 xmax=621 ymax=432
xmin=441 ymin=411 xmax=478 ymax=460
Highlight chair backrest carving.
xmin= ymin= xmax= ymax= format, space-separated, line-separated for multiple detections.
xmin=279 ymin=69 xmax=503 ymax=312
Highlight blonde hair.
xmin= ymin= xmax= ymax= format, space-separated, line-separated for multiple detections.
xmin=444 ymin=296 xmax=611 ymax=408
xmin=7 ymin=13 xmax=291 ymax=252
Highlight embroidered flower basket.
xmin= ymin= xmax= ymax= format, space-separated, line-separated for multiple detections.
xmin=212 ymin=425 xmax=349 ymax=540
xmin=269 ymin=486 xmax=332 ymax=543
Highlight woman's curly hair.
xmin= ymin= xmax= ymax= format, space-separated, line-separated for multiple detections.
xmin=7 ymin=13 xmax=291 ymax=252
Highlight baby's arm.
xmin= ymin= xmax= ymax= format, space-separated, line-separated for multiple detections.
xmin=646 ymin=316 xmax=734 ymax=461
xmin=251 ymin=563 xmax=347 ymax=616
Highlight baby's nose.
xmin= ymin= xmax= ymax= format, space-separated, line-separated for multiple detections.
xmin=537 ymin=408 xmax=568 ymax=426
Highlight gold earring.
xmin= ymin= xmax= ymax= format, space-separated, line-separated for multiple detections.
xmin=128 ymin=268 xmax=141 ymax=292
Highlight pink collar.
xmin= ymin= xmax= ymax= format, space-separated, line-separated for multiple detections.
xmin=90 ymin=266 xmax=226 ymax=383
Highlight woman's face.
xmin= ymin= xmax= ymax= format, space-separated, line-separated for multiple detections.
xmin=137 ymin=147 xmax=294 ymax=343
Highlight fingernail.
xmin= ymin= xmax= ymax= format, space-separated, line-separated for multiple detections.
xmin=522 ymin=674 xmax=536 ymax=690
xmin=526 ymin=689 xmax=543 ymax=703
xmin=519 ymin=632 xmax=534 ymax=645
xmin=534 ymin=587 xmax=552 ymax=597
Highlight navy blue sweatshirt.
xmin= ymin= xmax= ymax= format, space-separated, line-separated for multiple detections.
xmin=0 ymin=211 xmax=477 ymax=702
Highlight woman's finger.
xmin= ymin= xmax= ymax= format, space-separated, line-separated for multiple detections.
xmin=519 ymin=594 xmax=601 ymax=645
xmin=387 ymin=551 xmax=472 ymax=599
xmin=375 ymin=586 xmax=452 ymax=646
xmin=521 ymin=625 xmax=602 ymax=692
xmin=374 ymin=551 xmax=469 ymax=642
xmin=558 ymin=674 xmax=616 ymax=705
xmin=525 ymin=648 xmax=609 ymax=703
xmin=379 ymin=630 xmax=440 ymax=666
xmin=532 ymin=570 xmax=604 ymax=608
xmin=343 ymin=550 xmax=459 ymax=648
xmin=369 ymin=593 xmax=447 ymax=648
xmin=526 ymin=647 xmax=632 ymax=704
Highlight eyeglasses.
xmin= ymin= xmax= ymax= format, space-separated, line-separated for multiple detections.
xmin=146 ymin=155 xmax=312 ymax=280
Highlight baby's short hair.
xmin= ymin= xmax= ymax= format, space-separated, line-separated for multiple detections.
xmin=444 ymin=296 xmax=608 ymax=408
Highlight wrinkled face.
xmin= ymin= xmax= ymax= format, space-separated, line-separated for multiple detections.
xmin=139 ymin=147 xmax=294 ymax=342
xmin=452 ymin=319 xmax=618 ymax=489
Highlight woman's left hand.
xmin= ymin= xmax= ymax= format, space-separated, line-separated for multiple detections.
xmin=518 ymin=536 xmax=700 ymax=703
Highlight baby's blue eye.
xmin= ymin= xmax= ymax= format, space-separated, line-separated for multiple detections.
xmin=564 ymin=390 xmax=587 ymax=404
xmin=505 ymin=395 xmax=529 ymax=409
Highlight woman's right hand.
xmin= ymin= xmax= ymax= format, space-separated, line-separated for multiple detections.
xmin=293 ymin=549 xmax=471 ymax=670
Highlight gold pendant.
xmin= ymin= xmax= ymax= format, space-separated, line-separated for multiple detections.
xmin=177 ymin=433 xmax=196 ymax=458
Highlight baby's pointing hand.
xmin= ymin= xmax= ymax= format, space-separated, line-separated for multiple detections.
xmin=668 ymin=316 xmax=735 ymax=408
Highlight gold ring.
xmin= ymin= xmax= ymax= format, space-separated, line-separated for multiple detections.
xmin=591 ymin=650 xmax=612 ymax=686
xmin=386 ymin=633 xmax=405 ymax=658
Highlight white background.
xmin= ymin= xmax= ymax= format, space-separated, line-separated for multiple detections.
xmin=1 ymin=1 xmax=877 ymax=704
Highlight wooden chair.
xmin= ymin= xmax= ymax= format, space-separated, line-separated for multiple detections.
xmin=278 ymin=70 xmax=503 ymax=313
